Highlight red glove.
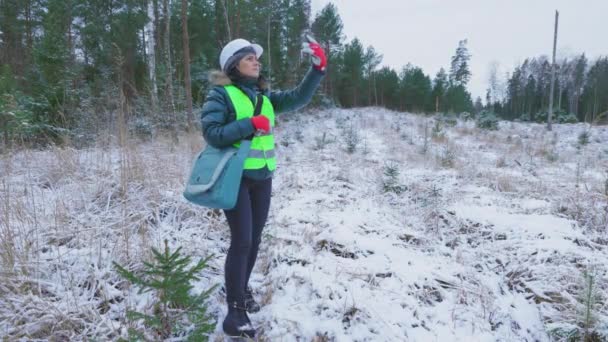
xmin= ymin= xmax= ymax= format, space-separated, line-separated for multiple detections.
xmin=251 ymin=115 xmax=270 ymax=133
xmin=302 ymin=35 xmax=327 ymax=71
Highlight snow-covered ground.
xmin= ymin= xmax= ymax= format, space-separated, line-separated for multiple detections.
xmin=1 ymin=108 xmax=607 ymax=341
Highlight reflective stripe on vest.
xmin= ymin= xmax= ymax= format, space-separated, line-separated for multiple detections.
xmin=224 ymin=85 xmax=277 ymax=171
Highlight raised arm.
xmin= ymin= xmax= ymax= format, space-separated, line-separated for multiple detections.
xmin=268 ymin=67 xmax=325 ymax=115
xmin=269 ymin=35 xmax=327 ymax=115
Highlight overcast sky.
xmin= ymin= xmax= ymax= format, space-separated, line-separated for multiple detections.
xmin=310 ymin=0 xmax=607 ymax=100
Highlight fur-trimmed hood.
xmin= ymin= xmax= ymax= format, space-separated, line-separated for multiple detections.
xmin=208 ymin=70 xmax=268 ymax=90
xmin=208 ymin=70 xmax=232 ymax=86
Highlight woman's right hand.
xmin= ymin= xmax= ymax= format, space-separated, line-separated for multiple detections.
xmin=302 ymin=35 xmax=327 ymax=71
xmin=251 ymin=115 xmax=270 ymax=133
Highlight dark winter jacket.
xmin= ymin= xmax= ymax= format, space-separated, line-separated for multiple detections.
xmin=200 ymin=67 xmax=324 ymax=180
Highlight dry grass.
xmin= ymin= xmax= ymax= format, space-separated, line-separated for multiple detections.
xmin=495 ymin=174 xmax=516 ymax=193
xmin=496 ymin=156 xmax=507 ymax=168
xmin=2 ymin=109 xmax=608 ymax=340
xmin=0 ymin=128 xmax=217 ymax=340
xmin=455 ymin=124 xmax=476 ymax=136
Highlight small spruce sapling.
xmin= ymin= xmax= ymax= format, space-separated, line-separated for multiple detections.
xmin=114 ymin=240 xmax=217 ymax=341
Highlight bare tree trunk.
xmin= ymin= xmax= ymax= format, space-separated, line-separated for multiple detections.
xmin=373 ymin=72 xmax=378 ymax=106
xmin=25 ymin=0 xmax=33 ymax=62
xmin=67 ymin=0 xmax=73 ymax=63
xmin=557 ymin=82 xmax=562 ymax=111
xmin=146 ymin=1 xmax=159 ymax=113
xmin=67 ymin=0 xmax=75 ymax=98
xmin=435 ymin=96 xmax=439 ymax=113
xmin=267 ymin=0 xmax=272 ymax=92
xmin=221 ymin=0 xmax=232 ymax=40
xmin=142 ymin=28 xmax=146 ymax=60
xmin=235 ymin=0 xmax=241 ymax=37
xmin=112 ymin=45 xmax=128 ymax=151
xmin=593 ymin=86 xmax=598 ymax=123
xmin=1 ymin=114 xmax=10 ymax=151
xmin=163 ymin=0 xmax=178 ymax=144
xmin=181 ymin=0 xmax=194 ymax=131
xmin=574 ymin=91 xmax=580 ymax=117
xmin=547 ymin=10 xmax=559 ymax=131
xmin=367 ymin=72 xmax=372 ymax=106
xmin=154 ymin=0 xmax=162 ymax=60
xmin=327 ymin=70 xmax=332 ymax=98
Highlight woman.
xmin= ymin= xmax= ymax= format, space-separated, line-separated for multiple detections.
xmin=200 ymin=37 xmax=326 ymax=338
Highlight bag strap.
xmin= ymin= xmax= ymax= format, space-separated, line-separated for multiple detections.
xmin=253 ymin=94 xmax=263 ymax=116
xmin=231 ymin=85 xmax=263 ymax=116
xmin=245 ymin=94 xmax=264 ymax=141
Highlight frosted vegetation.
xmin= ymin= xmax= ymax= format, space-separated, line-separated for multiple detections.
xmin=1 ymin=108 xmax=607 ymax=341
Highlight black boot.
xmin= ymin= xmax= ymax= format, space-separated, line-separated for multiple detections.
xmin=223 ymin=300 xmax=256 ymax=339
xmin=244 ymin=286 xmax=261 ymax=313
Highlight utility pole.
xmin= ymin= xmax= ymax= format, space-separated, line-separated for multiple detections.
xmin=547 ymin=10 xmax=559 ymax=131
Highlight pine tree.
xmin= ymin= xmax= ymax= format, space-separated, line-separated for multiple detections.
xmin=432 ymin=68 xmax=448 ymax=112
xmin=506 ymin=65 xmax=523 ymax=119
xmin=283 ymin=0 xmax=311 ymax=82
xmin=114 ymin=240 xmax=218 ymax=341
xmin=340 ymin=38 xmax=365 ymax=107
xmin=501 ymin=53 xmax=608 ymax=124
xmin=311 ymin=3 xmax=344 ymax=53
xmin=474 ymin=96 xmax=483 ymax=114
xmin=382 ymin=161 xmax=405 ymax=194
xmin=0 ymin=0 xmax=26 ymax=76
xmin=570 ymin=54 xmax=587 ymax=119
xmin=35 ymin=0 xmax=73 ymax=127
xmin=11 ymin=0 xmax=607 ymax=145
xmin=311 ymin=3 xmax=344 ymax=97
xmin=363 ymin=46 xmax=382 ymax=106
xmin=445 ymin=84 xmax=473 ymax=114
xmin=449 ymin=39 xmax=471 ymax=87
xmin=375 ymin=66 xmax=400 ymax=109
xmin=525 ymin=74 xmax=536 ymax=119
xmin=446 ymin=39 xmax=473 ymax=114
xmin=264 ymin=0 xmax=290 ymax=88
xmin=187 ymin=0 xmax=218 ymax=102
xmin=400 ymin=65 xmax=432 ymax=113
xmin=581 ymin=57 xmax=608 ymax=123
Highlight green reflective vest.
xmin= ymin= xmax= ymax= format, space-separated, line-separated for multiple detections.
xmin=224 ymin=85 xmax=277 ymax=171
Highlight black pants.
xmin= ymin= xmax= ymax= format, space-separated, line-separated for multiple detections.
xmin=223 ymin=177 xmax=272 ymax=303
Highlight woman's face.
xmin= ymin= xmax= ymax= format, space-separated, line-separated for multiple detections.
xmin=237 ymin=53 xmax=261 ymax=78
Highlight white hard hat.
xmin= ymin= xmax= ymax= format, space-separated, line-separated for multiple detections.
xmin=219 ymin=38 xmax=263 ymax=71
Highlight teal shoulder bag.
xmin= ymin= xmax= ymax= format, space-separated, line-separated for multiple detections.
xmin=183 ymin=93 xmax=263 ymax=209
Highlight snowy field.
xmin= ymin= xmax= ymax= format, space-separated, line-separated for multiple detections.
xmin=1 ymin=108 xmax=607 ymax=341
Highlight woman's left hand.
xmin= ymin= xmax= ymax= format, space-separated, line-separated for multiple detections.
xmin=301 ymin=35 xmax=327 ymax=72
